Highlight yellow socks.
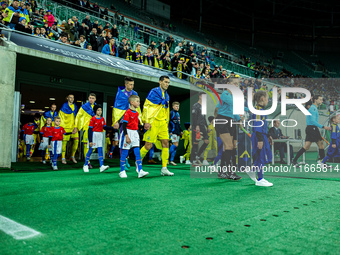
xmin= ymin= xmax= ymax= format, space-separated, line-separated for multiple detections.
xmin=161 ymin=148 xmax=169 ymax=167
xmin=140 ymin=146 xmax=149 ymax=161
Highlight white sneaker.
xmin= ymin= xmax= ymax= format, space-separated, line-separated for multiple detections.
xmin=27 ymin=157 xmax=31 ymax=161
xmin=119 ymin=171 xmax=127 ymax=178
xmin=317 ymin=160 xmax=332 ymax=168
xmin=170 ymin=161 xmax=177 ymax=166
xmin=100 ymin=165 xmax=109 ymax=173
xmin=180 ymin=156 xmax=184 ymax=164
xmin=161 ymin=167 xmax=174 ymax=176
xmin=185 ymin=160 xmax=192 ymax=164
xmin=83 ymin=165 xmax=89 ymax=173
xmin=202 ymin=160 xmax=210 ymax=166
xmin=52 ymin=165 xmax=58 ymax=171
xmin=42 ymin=160 xmax=46 ymax=164
xmin=255 ymin=178 xmax=273 ymax=187
xmin=62 ymin=158 xmax=67 ymax=164
xmin=138 ymin=169 xmax=149 ymax=178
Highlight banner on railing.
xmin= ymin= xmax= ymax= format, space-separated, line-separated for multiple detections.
xmin=5 ymin=31 xmax=188 ymax=85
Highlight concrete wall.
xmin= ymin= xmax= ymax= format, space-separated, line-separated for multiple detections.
xmin=0 ymin=49 xmax=16 ymax=168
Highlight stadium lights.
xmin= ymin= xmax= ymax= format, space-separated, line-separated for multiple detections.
xmin=29 ymin=101 xmax=35 ymax=103
xmin=49 ymin=98 xmax=56 ymax=101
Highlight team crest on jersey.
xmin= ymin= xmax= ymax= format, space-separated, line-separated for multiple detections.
xmin=124 ymin=143 xmax=127 ymax=147
xmin=147 ymin=136 xmax=150 ymax=140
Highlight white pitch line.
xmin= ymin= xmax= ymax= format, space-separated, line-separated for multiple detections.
xmin=0 ymin=215 xmax=41 ymax=240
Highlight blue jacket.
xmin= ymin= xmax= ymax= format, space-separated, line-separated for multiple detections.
xmin=101 ymin=44 xmax=119 ymax=57
xmin=169 ymin=110 xmax=182 ymax=135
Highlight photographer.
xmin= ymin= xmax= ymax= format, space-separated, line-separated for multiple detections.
xmin=118 ymin=37 xmax=132 ymax=60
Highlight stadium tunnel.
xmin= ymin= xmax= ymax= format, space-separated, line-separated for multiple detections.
xmin=0 ymin=38 xmax=191 ymax=168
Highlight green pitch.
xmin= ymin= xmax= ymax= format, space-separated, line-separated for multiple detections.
xmin=0 ymin=154 xmax=339 ymax=254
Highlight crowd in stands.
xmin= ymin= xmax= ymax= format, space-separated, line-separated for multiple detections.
xmin=1 ymin=0 xmax=339 ymax=109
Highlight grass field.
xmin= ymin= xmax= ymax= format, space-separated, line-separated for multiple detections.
xmin=1 ymin=154 xmax=340 ymax=255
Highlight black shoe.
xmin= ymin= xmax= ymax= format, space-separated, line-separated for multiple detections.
xmin=292 ymin=161 xmax=300 ymax=167
xmin=217 ymin=171 xmax=229 ymax=179
xmin=227 ymin=172 xmax=242 ymax=180
xmin=280 ymin=160 xmax=287 ymax=164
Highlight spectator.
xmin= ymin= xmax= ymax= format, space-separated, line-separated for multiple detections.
xmin=0 ymin=9 xmax=8 ymax=26
xmin=174 ymin=42 xmax=183 ymax=54
xmin=78 ymin=21 xmax=89 ymax=38
xmin=165 ymin=35 xmax=174 ymax=50
xmin=101 ymin=38 xmax=118 ymax=56
xmin=3 ymin=0 xmax=22 ymax=29
xmin=49 ymin=23 xmax=62 ymax=40
xmin=79 ymin=34 xmax=89 ymax=49
xmin=187 ymin=45 xmax=194 ymax=58
xmin=15 ymin=17 xmax=33 ymax=34
xmin=106 ymin=31 xmax=112 ymax=41
xmin=143 ymin=47 xmax=154 ymax=66
xmin=72 ymin=16 xmax=80 ymax=30
xmin=103 ymin=22 xmax=110 ymax=30
xmin=92 ymin=20 xmax=99 ymax=29
xmin=209 ymin=58 xmax=216 ymax=69
xmin=57 ymin=32 xmax=69 ymax=44
xmin=118 ymin=37 xmax=132 ymax=60
xmin=143 ymin=27 xmax=150 ymax=45
xmin=40 ymin=26 xmax=50 ymax=39
xmin=120 ymin=15 xmax=126 ymax=27
xmin=78 ymin=0 xmax=85 ymax=10
xmin=86 ymin=44 xmax=92 ymax=50
xmin=20 ymin=2 xmax=30 ymax=23
xmin=158 ymin=41 xmax=166 ymax=55
xmin=97 ymin=24 xmax=103 ymax=34
xmin=64 ymin=18 xmax=75 ymax=41
xmin=133 ymin=24 xmax=139 ymax=40
xmin=93 ymin=2 xmax=99 ymax=14
xmin=34 ymin=26 xmax=42 ymax=37
xmin=82 ymin=15 xmax=92 ymax=30
xmin=132 ymin=43 xmax=143 ymax=63
xmin=85 ymin=0 xmax=91 ymax=11
xmin=97 ymin=30 xmax=107 ymax=52
xmin=161 ymin=51 xmax=172 ymax=71
xmin=43 ymin=10 xmax=55 ymax=27
xmin=89 ymin=28 xmax=98 ymax=51
xmin=149 ymin=40 xmax=156 ymax=51
xmin=111 ymin=24 xmax=118 ymax=39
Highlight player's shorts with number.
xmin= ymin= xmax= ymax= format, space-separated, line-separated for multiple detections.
xmin=87 ymin=132 xmax=103 ymax=148
xmin=119 ymin=129 xmax=140 ymax=150
xmin=25 ymin=134 xmax=34 ymax=145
